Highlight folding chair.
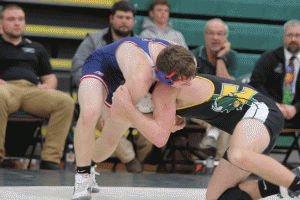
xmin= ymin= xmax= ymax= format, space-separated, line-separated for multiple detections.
xmin=156 ymin=124 xmax=206 ymax=174
xmin=271 ymin=122 xmax=300 ymax=165
xmin=5 ymin=111 xmax=46 ymax=169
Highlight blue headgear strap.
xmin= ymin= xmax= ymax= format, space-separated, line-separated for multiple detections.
xmin=154 ymin=66 xmax=174 ymax=85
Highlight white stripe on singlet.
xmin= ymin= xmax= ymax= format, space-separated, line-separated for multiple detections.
xmin=242 ymin=102 xmax=269 ymax=123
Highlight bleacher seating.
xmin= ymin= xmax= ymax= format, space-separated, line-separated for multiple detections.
xmin=235 ymin=53 xmax=260 ymax=77
xmin=50 ymin=58 xmax=72 ymax=70
xmin=131 ymin=0 xmax=300 ymax=21
xmin=25 ymin=25 xmax=98 ymax=39
xmin=135 ymin=16 xmax=284 ymax=52
xmin=2 ymin=0 xmax=115 ymax=8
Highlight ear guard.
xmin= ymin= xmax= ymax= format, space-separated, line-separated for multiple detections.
xmin=154 ymin=66 xmax=190 ymax=85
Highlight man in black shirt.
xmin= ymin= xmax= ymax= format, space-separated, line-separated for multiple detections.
xmin=0 ymin=4 xmax=75 ymax=170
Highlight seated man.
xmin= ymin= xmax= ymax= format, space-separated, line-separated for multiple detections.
xmin=249 ymin=19 xmax=300 ymax=130
xmin=0 ymin=4 xmax=75 ymax=170
xmin=191 ymin=18 xmax=238 ymax=159
xmin=113 ymin=52 xmax=300 ymax=199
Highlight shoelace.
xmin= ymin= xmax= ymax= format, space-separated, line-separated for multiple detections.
xmin=91 ymin=166 xmax=100 ymax=184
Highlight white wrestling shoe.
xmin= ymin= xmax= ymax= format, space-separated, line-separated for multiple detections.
xmin=72 ymin=173 xmax=92 ymax=200
xmin=91 ymin=165 xmax=101 ymax=193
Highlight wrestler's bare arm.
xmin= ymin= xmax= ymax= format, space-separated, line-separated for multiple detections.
xmin=110 ymin=42 xmax=153 ymax=123
xmin=112 ymin=82 xmax=179 ymax=147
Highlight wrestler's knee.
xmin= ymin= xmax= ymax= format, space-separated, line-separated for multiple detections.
xmin=80 ymin=107 xmax=102 ymax=127
xmin=227 ymin=148 xmax=251 ymax=169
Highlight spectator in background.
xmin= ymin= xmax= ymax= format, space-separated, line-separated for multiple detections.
xmin=190 ymin=18 xmax=238 ymax=159
xmin=140 ymin=0 xmax=188 ymax=49
xmin=71 ymin=0 xmax=153 ymax=173
xmin=250 ymin=20 xmax=300 ymax=131
xmin=0 ymin=4 xmax=75 ymax=170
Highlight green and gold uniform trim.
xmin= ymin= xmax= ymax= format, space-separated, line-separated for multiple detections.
xmin=176 ymin=76 xmax=215 ymax=111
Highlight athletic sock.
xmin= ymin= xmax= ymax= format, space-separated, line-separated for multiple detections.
xmin=258 ymin=179 xmax=280 ymax=198
xmin=76 ymin=166 xmax=91 ymax=174
xmin=288 ymin=176 xmax=300 ymax=193
xmin=91 ymin=160 xmax=97 ymax=167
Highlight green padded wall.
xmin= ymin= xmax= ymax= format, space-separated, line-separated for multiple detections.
xmin=131 ymin=0 xmax=300 ymax=21
xmin=235 ymin=53 xmax=260 ymax=77
xmin=179 ymin=0 xmax=300 ymax=21
xmin=131 ymin=0 xmax=182 ymax=13
xmin=135 ymin=16 xmax=284 ymax=51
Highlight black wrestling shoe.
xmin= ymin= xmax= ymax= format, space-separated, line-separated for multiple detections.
xmin=279 ymin=166 xmax=300 ymax=199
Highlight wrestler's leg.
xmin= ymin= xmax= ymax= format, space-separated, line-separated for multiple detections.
xmin=74 ymin=78 xmax=105 ymax=167
xmin=92 ymin=105 xmax=131 ymax=163
xmin=206 ymin=119 xmax=296 ymax=200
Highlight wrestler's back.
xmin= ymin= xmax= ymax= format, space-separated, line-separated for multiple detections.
xmin=115 ymin=39 xmax=169 ymax=83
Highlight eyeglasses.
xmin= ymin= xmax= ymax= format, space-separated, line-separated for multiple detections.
xmin=285 ymin=34 xmax=300 ymax=39
xmin=205 ymin=32 xmax=227 ymax=37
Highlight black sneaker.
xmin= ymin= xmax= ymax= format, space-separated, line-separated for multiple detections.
xmin=40 ymin=160 xmax=62 ymax=170
xmin=279 ymin=166 xmax=300 ymax=199
xmin=125 ymin=157 xmax=143 ymax=173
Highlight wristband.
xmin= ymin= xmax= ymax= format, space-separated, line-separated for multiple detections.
xmin=216 ymin=57 xmax=226 ymax=62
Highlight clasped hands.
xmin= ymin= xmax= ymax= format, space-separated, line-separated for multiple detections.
xmin=112 ymin=85 xmax=186 ymax=132
xmin=276 ymin=103 xmax=297 ymax=120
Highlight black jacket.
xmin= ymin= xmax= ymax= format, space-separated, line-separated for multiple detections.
xmin=249 ymin=47 xmax=300 ymax=113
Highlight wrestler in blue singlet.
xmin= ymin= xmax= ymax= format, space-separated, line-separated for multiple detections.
xmin=80 ymin=37 xmax=172 ymax=108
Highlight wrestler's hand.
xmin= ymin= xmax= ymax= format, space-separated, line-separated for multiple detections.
xmin=171 ymin=116 xmax=186 ymax=133
xmin=112 ymin=85 xmax=133 ymax=112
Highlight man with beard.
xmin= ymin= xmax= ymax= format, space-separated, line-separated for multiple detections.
xmin=190 ymin=18 xmax=238 ymax=160
xmin=71 ymin=0 xmax=153 ymax=173
xmin=0 ymin=4 xmax=75 ymax=169
xmin=250 ymin=19 xmax=300 ymax=132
